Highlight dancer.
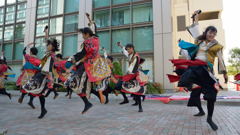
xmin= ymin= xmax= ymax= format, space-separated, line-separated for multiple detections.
xmin=131 ymin=58 xmax=147 ymax=106
xmin=65 ymin=26 xmax=111 ymax=114
xmin=113 ymin=42 xmax=149 ymax=112
xmin=17 ymin=43 xmax=41 ymax=109
xmin=52 ymin=54 xmax=72 ymax=99
xmin=101 ymin=48 xmax=118 ymax=104
xmin=23 ymin=26 xmax=60 ymax=119
xmin=169 ymin=11 xmax=228 ymax=131
xmin=0 ymin=52 xmax=11 ymax=99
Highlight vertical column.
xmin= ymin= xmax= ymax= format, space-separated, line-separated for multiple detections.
xmin=24 ymin=0 xmax=37 ymax=45
xmin=78 ymin=0 xmax=93 ymax=50
xmin=153 ymin=0 xmax=174 ymax=90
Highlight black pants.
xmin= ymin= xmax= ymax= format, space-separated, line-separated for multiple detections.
xmin=180 ymin=66 xmax=217 ymax=118
xmin=0 ymin=88 xmax=11 ymax=96
xmin=179 ymin=66 xmax=217 ymax=102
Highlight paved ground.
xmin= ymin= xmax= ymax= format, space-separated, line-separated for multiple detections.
xmin=0 ymin=91 xmax=240 ymax=135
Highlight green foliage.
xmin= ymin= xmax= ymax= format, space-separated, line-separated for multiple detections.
xmin=112 ymin=61 xmax=123 ymax=75
xmin=109 ymin=61 xmax=123 ymax=88
xmin=146 ymin=82 xmax=164 ymax=94
xmin=228 ymin=47 xmax=240 ymax=75
xmin=5 ymin=82 xmax=18 ymax=90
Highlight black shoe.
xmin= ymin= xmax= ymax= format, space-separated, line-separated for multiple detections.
xmin=193 ymin=111 xmax=205 ymax=117
xmin=119 ymin=100 xmax=129 ymax=105
xmin=53 ymin=93 xmax=59 ymax=100
xmin=65 ymin=93 xmax=69 ymax=97
xmin=105 ymin=99 xmax=109 ymax=104
xmin=132 ymin=102 xmax=138 ymax=106
xmin=18 ymin=97 xmax=23 ymax=104
xmin=38 ymin=109 xmax=47 ymax=119
xmin=82 ymin=103 xmax=93 ymax=114
xmin=207 ymin=117 xmax=218 ymax=131
xmin=28 ymin=102 xmax=35 ymax=109
xmin=138 ymin=108 xmax=143 ymax=112
xmin=7 ymin=94 xmax=11 ymax=100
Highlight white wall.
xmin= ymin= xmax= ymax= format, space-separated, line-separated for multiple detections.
xmin=153 ymin=0 xmax=174 ymax=90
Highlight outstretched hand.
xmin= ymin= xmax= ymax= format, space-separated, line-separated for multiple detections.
xmin=117 ymin=42 xmax=123 ymax=48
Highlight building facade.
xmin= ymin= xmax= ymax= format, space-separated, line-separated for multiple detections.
xmin=0 ymin=0 xmax=225 ymax=89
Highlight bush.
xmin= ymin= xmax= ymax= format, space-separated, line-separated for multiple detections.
xmin=146 ymin=82 xmax=164 ymax=94
xmin=5 ymin=81 xmax=18 ymax=90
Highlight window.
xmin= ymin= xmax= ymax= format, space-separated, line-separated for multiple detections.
xmin=15 ymin=23 xmax=25 ymax=39
xmin=14 ymin=42 xmax=23 ymax=60
xmin=112 ymin=0 xmax=130 ymax=5
xmin=94 ymin=10 xmax=110 ymax=28
xmin=93 ymin=0 xmax=110 ymax=8
xmin=4 ymin=25 xmax=14 ymax=41
xmin=133 ymin=26 xmax=153 ymax=52
xmin=1 ymin=0 xmax=27 ymax=62
xmin=3 ymin=43 xmax=13 ymax=60
xmin=36 ymin=19 xmax=48 ymax=37
xmin=199 ymin=11 xmax=219 ymax=21
xmin=93 ymin=0 xmax=154 ymax=54
xmin=0 ymin=0 xmax=5 ymax=7
xmin=112 ymin=29 xmax=131 ymax=53
xmin=37 ymin=0 xmax=50 ymax=18
xmin=64 ymin=14 xmax=78 ymax=33
xmin=17 ymin=3 xmax=26 ymax=22
xmin=17 ymin=0 xmax=27 ymax=2
xmin=98 ymin=31 xmax=110 ymax=53
xmin=177 ymin=15 xmax=186 ymax=31
xmin=7 ymin=0 xmax=16 ymax=5
xmin=64 ymin=0 xmax=79 ymax=13
xmin=133 ymin=4 xmax=153 ymax=23
xmin=50 ymin=0 xmax=64 ymax=16
xmin=35 ymin=38 xmax=46 ymax=58
xmin=0 ymin=8 xmax=4 ymax=25
xmin=49 ymin=17 xmax=63 ymax=35
xmin=0 ymin=27 xmax=3 ymax=42
xmin=112 ymin=7 xmax=130 ymax=26
xmin=5 ymin=5 xmax=15 ymax=24
xmin=63 ymin=35 xmax=78 ymax=57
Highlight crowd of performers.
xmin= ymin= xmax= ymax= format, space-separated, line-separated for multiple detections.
xmin=0 ymin=11 xmax=238 ymax=131
xmin=0 ymin=13 xmax=149 ymax=119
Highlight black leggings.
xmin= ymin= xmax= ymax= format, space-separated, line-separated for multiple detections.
xmin=0 ymin=88 xmax=11 ymax=96
xmin=39 ymin=95 xmax=46 ymax=112
xmin=207 ymin=100 xmax=215 ymax=118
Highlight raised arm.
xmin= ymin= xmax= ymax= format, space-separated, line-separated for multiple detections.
xmin=187 ymin=10 xmax=201 ymax=39
xmin=117 ymin=42 xmax=128 ymax=57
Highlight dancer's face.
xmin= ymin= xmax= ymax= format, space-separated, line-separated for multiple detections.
xmin=82 ymin=33 xmax=90 ymax=40
xmin=107 ymin=59 xmax=113 ymax=68
xmin=126 ymin=47 xmax=134 ymax=54
xmin=206 ymin=30 xmax=217 ymax=42
xmin=47 ymin=44 xmax=53 ymax=52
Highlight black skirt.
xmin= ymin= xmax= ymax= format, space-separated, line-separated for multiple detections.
xmin=178 ymin=66 xmax=217 ymax=101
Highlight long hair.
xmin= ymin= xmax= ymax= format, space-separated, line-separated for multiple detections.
xmin=197 ymin=26 xmax=217 ymax=41
xmin=78 ymin=27 xmax=95 ymax=37
xmin=47 ymin=38 xmax=60 ymax=52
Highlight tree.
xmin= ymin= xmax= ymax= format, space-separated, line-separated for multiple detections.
xmin=227 ymin=47 xmax=240 ymax=75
